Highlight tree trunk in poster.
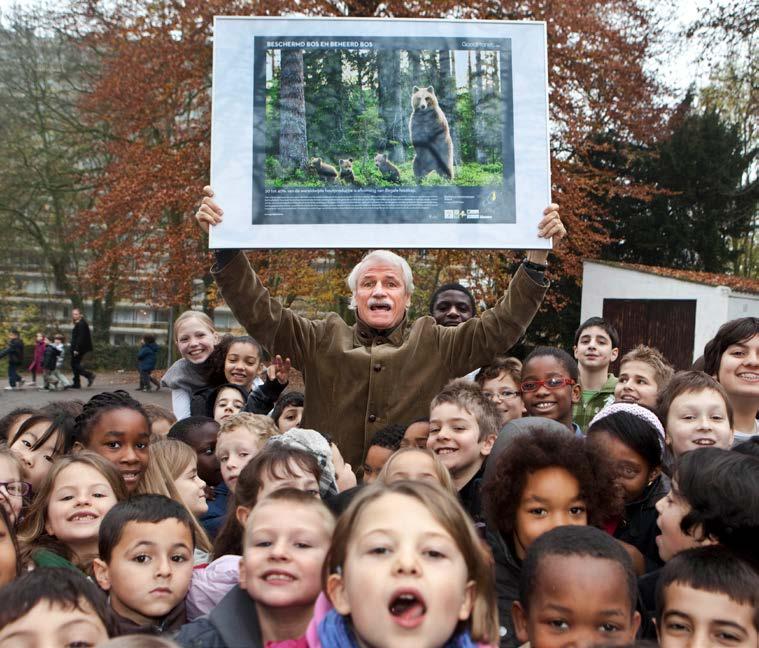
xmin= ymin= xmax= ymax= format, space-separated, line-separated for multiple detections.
xmin=438 ymin=49 xmax=461 ymax=166
xmin=474 ymin=50 xmax=487 ymax=164
xmin=279 ymin=49 xmax=307 ymax=171
xmin=377 ymin=49 xmax=405 ymax=163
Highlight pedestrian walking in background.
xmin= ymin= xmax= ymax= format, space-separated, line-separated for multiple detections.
xmin=40 ymin=335 xmax=61 ymax=391
xmin=0 ymin=328 xmax=24 ymax=390
xmin=27 ymin=332 xmax=45 ymax=386
xmin=50 ymin=333 xmax=71 ymax=390
xmin=137 ymin=334 xmax=161 ymax=392
xmin=70 ymin=307 xmax=95 ymax=389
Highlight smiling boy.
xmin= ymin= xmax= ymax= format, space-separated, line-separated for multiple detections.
xmin=614 ymin=344 xmax=674 ymax=408
xmin=93 ymin=495 xmax=195 ymax=635
xmin=572 ymin=317 xmax=620 ymax=431
xmin=657 ymin=371 xmax=734 ymax=458
xmin=427 ymin=380 xmax=499 ymax=521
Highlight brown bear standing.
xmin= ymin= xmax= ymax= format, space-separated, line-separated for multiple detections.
xmin=409 ymin=86 xmax=454 ymax=180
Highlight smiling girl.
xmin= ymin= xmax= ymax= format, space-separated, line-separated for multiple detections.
xmin=191 ymin=335 xmax=291 ymax=418
xmin=161 ymin=310 xmax=220 ymax=420
xmin=18 ymin=452 xmax=127 ymax=571
xmin=73 ymin=391 xmax=152 ymax=492
xmin=703 ymin=317 xmax=759 ymax=444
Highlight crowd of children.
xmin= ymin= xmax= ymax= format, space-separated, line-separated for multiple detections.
xmin=0 ymin=309 xmax=756 ymax=648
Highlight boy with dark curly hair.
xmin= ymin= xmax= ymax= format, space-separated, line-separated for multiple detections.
xmin=481 ymin=427 xmax=622 ymax=648
xmin=361 ymin=424 xmax=405 ymax=484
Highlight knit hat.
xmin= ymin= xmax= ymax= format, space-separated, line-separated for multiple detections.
xmin=267 ymin=427 xmax=338 ymax=498
xmin=588 ymin=402 xmax=666 ymax=447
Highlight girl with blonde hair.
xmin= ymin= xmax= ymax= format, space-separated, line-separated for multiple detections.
xmin=378 ymin=446 xmax=457 ymax=495
xmin=138 ymin=438 xmax=213 ymax=558
xmin=322 ymin=480 xmax=499 ymax=647
xmin=18 ymin=452 xmax=127 ymax=572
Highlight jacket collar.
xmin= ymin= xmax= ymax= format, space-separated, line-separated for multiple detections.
xmin=626 ymin=474 xmax=667 ymax=512
xmin=111 ymin=599 xmax=186 ymax=636
xmin=209 ymin=585 xmax=263 ymax=647
xmin=353 ymin=314 xmax=407 ymax=347
xmin=487 ymin=527 xmax=521 ymax=574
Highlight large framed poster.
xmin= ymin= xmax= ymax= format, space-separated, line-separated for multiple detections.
xmin=210 ymin=17 xmax=550 ymax=249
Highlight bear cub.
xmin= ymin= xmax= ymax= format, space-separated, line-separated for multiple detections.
xmin=339 ymin=158 xmax=357 ymax=184
xmin=409 ymin=85 xmax=454 ymax=180
xmin=309 ymin=157 xmax=338 ymax=183
xmin=374 ymin=153 xmax=401 ymax=183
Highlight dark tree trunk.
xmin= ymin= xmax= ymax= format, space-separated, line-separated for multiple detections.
xmin=438 ymin=49 xmax=461 ymax=166
xmin=474 ymin=50 xmax=487 ymax=164
xmin=323 ymin=50 xmax=345 ymax=140
xmin=377 ymin=49 xmax=405 ymax=162
xmin=279 ymin=49 xmax=308 ymax=171
xmin=408 ymin=50 xmax=421 ymax=84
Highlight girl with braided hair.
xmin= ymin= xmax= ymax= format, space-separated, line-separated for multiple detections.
xmin=73 ymin=390 xmax=151 ymax=492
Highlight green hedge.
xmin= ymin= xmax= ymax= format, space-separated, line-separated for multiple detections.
xmin=89 ymin=343 xmax=170 ymax=371
xmin=0 ymin=344 xmax=171 ymax=375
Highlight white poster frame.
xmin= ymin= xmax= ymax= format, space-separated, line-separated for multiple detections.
xmin=210 ymin=16 xmax=550 ymax=249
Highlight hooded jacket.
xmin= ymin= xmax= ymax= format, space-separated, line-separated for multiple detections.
xmin=138 ymin=341 xmax=160 ymax=372
xmin=487 ymin=529 xmax=522 ymax=648
xmin=614 ymin=474 xmax=668 ymax=573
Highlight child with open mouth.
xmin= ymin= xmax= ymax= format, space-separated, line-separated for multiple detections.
xmin=323 ymin=480 xmax=499 ymax=647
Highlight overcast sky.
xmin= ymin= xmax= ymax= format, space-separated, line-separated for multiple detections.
xmin=0 ymin=0 xmax=716 ymax=103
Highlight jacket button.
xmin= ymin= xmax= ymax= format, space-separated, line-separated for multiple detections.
xmin=368 ymin=414 xmax=376 ymax=422
xmin=373 ymin=363 xmax=382 ymax=372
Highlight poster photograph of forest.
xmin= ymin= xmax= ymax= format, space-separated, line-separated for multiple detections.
xmin=210 ymin=18 xmax=550 ymax=249
xmin=252 ymin=35 xmax=517 ymax=226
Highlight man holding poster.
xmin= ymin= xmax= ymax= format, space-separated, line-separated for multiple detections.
xmin=196 ymin=190 xmax=564 ymax=467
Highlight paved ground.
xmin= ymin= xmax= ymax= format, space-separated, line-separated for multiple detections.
xmin=0 ymin=371 xmax=172 ymax=415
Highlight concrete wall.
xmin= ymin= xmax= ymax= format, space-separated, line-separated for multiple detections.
xmin=728 ymin=293 xmax=759 ymax=321
xmin=581 ymin=262 xmax=759 ymax=363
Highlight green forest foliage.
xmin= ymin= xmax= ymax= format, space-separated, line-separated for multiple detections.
xmin=265 ymin=48 xmax=504 ymax=184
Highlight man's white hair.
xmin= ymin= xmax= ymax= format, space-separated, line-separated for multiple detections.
xmin=346 ymin=250 xmax=415 ymax=310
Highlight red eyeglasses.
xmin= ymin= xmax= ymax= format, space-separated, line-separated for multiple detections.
xmin=520 ymin=377 xmax=575 ymax=393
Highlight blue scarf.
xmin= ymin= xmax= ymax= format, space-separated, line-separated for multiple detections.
xmin=318 ymin=609 xmax=478 ymax=648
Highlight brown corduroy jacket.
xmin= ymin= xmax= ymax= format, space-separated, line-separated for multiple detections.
xmin=213 ymin=252 xmax=549 ymax=466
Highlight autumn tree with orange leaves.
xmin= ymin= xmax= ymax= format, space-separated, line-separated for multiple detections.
xmin=60 ymin=0 xmax=666 ymax=345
